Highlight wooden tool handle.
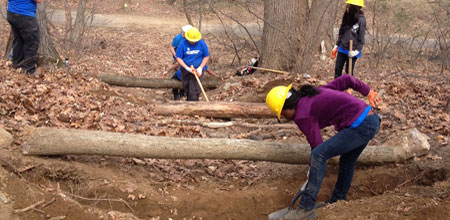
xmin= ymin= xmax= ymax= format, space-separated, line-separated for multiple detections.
xmin=191 ymin=65 xmax=209 ymax=102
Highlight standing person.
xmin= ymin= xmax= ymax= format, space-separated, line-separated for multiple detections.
xmin=265 ymin=75 xmax=381 ymax=220
xmin=7 ymin=0 xmax=42 ymax=75
xmin=332 ymin=0 xmax=366 ymax=79
xmin=175 ymin=27 xmax=210 ymax=101
xmin=164 ymin=25 xmax=219 ymax=100
xmin=163 ymin=25 xmax=192 ymax=100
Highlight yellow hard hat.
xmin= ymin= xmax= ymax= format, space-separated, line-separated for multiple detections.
xmin=185 ymin=27 xmax=202 ymax=42
xmin=346 ymin=0 xmax=365 ymax=7
xmin=265 ymin=84 xmax=292 ymax=119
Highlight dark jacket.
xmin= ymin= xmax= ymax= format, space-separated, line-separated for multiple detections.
xmin=336 ymin=14 xmax=366 ymax=51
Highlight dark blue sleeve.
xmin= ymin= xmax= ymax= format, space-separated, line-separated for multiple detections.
xmin=201 ymin=40 xmax=209 ymax=57
xmin=175 ymin=40 xmax=185 ymax=59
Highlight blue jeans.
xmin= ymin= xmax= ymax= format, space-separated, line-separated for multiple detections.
xmin=299 ymin=114 xmax=380 ymax=210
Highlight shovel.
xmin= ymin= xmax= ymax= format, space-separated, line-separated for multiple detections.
xmin=191 ymin=65 xmax=209 ymax=102
xmin=268 ymin=179 xmax=308 ymax=220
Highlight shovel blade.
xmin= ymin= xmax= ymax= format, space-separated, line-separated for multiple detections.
xmin=268 ymin=207 xmax=289 ymax=220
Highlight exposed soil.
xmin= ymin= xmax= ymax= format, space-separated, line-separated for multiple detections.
xmin=0 ymin=1 xmax=449 ymax=220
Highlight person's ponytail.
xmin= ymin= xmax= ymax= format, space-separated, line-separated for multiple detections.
xmin=283 ymin=85 xmax=320 ymax=110
xmin=298 ymin=85 xmax=320 ymax=98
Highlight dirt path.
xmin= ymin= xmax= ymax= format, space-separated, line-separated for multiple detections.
xmin=46 ymin=10 xmax=261 ymax=35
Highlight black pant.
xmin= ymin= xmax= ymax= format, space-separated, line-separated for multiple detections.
xmin=180 ymin=69 xmax=202 ymax=101
xmin=7 ymin=11 xmax=40 ymax=74
xmin=171 ymin=72 xmax=184 ymax=100
xmin=335 ymin=52 xmax=357 ymax=79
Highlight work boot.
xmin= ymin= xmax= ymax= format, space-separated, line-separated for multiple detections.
xmin=283 ymin=208 xmax=317 ymax=220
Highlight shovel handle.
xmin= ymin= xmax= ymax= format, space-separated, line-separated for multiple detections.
xmin=191 ymin=65 xmax=209 ymax=102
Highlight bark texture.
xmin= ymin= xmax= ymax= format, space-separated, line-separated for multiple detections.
xmin=22 ymin=127 xmax=430 ymax=165
xmin=3 ymin=30 xmax=13 ymax=59
xmin=154 ymin=101 xmax=273 ymax=118
xmin=260 ymin=0 xmax=339 ymax=73
xmin=37 ymin=0 xmax=60 ymax=64
xmin=98 ymin=74 xmax=221 ymax=89
xmin=70 ymin=0 xmax=86 ymax=49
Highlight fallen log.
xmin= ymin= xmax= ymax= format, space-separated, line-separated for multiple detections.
xmin=154 ymin=101 xmax=273 ymax=118
xmin=22 ymin=127 xmax=430 ymax=165
xmin=156 ymin=119 xmax=297 ymax=129
xmin=98 ymin=73 xmax=221 ymax=89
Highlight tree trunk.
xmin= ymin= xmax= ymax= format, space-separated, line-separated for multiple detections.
xmin=260 ymin=0 xmax=339 ymax=73
xmin=37 ymin=0 xmax=60 ymax=65
xmin=63 ymin=0 xmax=72 ymax=53
xmin=3 ymin=29 xmax=13 ymax=59
xmin=22 ymin=127 xmax=430 ymax=165
xmin=182 ymin=0 xmax=194 ymax=26
xmin=154 ymin=101 xmax=273 ymax=118
xmin=156 ymin=119 xmax=297 ymax=129
xmin=70 ymin=0 xmax=86 ymax=51
xmin=98 ymin=73 xmax=221 ymax=89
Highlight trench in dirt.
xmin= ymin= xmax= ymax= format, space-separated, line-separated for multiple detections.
xmin=3 ymin=155 xmax=449 ymax=220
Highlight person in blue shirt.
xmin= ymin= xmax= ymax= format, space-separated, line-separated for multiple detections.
xmin=7 ymin=0 xmax=42 ymax=75
xmin=164 ymin=25 xmax=219 ymax=100
xmin=175 ymin=27 xmax=212 ymax=101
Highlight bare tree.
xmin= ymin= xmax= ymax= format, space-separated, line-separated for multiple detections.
xmin=182 ymin=0 xmax=206 ymax=30
xmin=428 ymin=0 xmax=449 ymax=72
xmin=260 ymin=0 xmax=339 ymax=73
xmin=62 ymin=0 xmax=98 ymax=61
xmin=183 ymin=0 xmax=194 ymax=26
xmin=36 ymin=0 xmax=60 ymax=65
xmin=70 ymin=0 xmax=87 ymax=49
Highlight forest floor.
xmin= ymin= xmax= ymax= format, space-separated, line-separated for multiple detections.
xmin=0 ymin=0 xmax=449 ymax=220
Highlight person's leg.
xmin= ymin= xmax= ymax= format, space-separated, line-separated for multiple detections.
xmin=20 ymin=16 xmax=40 ymax=74
xmin=334 ymin=52 xmax=346 ymax=79
xmin=298 ymin=113 xmax=380 ymax=211
xmin=187 ymin=75 xmax=201 ymax=101
xmin=329 ymin=114 xmax=380 ymax=203
xmin=7 ymin=12 xmax=25 ymax=69
xmin=329 ymin=144 xmax=366 ymax=203
xmin=180 ymin=69 xmax=191 ymax=99
xmin=171 ymin=73 xmax=180 ymax=100
xmin=179 ymin=88 xmax=185 ymax=97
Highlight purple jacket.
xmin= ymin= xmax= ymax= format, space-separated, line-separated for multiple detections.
xmin=294 ymin=75 xmax=371 ymax=149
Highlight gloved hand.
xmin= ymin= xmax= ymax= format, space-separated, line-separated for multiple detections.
xmin=162 ymin=71 xmax=168 ymax=78
xmin=348 ymin=50 xmax=359 ymax=58
xmin=331 ymin=45 xmax=338 ymax=59
xmin=186 ymin=66 xmax=193 ymax=73
xmin=196 ymin=67 xmax=203 ymax=77
xmin=368 ymin=90 xmax=382 ymax=107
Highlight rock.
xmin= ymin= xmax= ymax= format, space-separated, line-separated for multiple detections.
xmin=0 ymin=127 xmax=13 ymax=148
xmin=382 ymin=128 xmax=430 ymax=160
